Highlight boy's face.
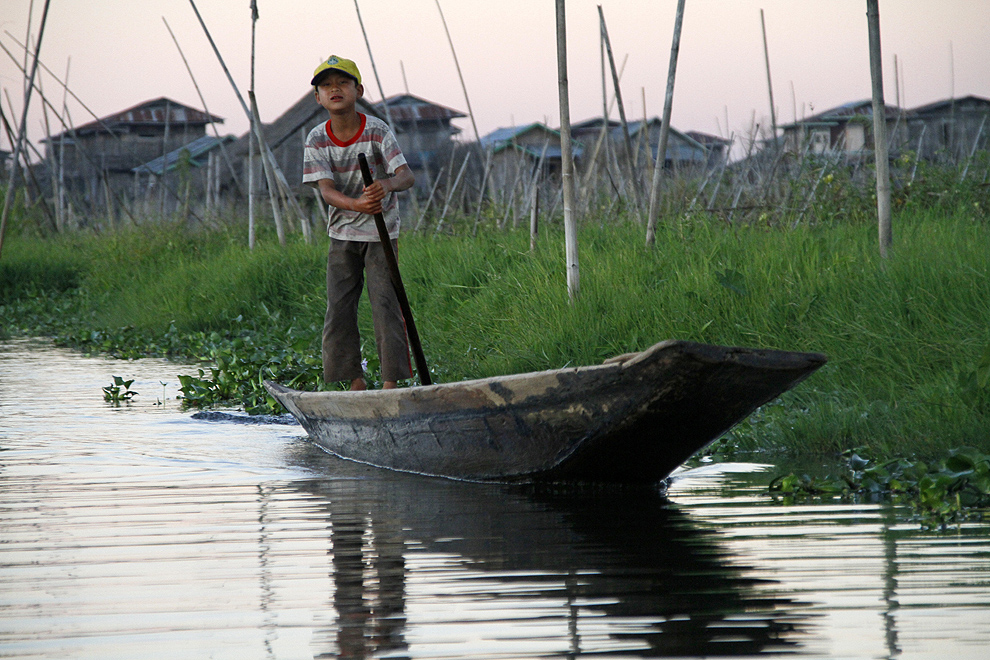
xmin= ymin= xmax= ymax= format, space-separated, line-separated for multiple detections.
xmin=314 ymin=72 xmax=363 ymax=113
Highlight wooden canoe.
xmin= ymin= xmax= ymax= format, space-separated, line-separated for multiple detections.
xmin=264 ymin=339 xmax=826 ymax=484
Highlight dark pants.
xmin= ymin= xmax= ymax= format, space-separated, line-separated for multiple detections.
xmin=323 ymin=238 xmax=412 ymax=383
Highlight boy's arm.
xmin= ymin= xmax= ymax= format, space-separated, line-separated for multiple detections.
xmin=383 ymin=164 xmax=415 ymax=193
xmin=317 ymin=178 xmax=384 ymax=215
xmin=361 ymin=164 xmax=414 ymax=200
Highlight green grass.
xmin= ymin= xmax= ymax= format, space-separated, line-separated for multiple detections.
xmin=2 ymin=207 xmax=989 ymax=460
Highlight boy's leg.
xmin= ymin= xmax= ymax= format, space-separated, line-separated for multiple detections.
xmin=323 ymin=239 xmax=366 ymax=383
xmin=364 ymin=239 xmax=413 ymax=383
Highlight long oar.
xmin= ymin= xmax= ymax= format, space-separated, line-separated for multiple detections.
xmin=357 ymin=153 xmax=432 ymax=386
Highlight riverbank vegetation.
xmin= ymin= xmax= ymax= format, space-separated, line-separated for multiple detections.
xmin=2 ymin=194 xmax=989 ymax=464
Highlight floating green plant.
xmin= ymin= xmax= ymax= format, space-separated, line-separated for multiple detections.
xmin=768 ymin=447 xmax=990 ymax=530
xmin=103 ymin=376 xmax=137 ymax=404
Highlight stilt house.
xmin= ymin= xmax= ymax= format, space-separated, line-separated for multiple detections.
xmin=42 ymin=97 xmax=224 ymax=209
xmin=906 ymin=95 xmax=990 ymax=162
xmin=780 ymin=100 xmax=910 ymax=156
xmin=374 ymin=94 xmax=466 ymax=181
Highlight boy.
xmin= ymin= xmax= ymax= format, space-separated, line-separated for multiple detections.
xmin=303 ymin=55 xmax=415 ymax=391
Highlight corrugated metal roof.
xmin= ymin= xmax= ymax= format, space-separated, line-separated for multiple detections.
xmin=480 ymin=123 xmax=557 ymax=148
xmin=132 ymin=134 xmax=235 ymax=176
xmin=377 ymin=94 xmax=466 ymax=122
xmin=910 ymin=95 xmax=990 ymax=116
xmin=51 ymin=97 xmax=224 ymax=140
xmin=782 ymin=100 xmax=906 ymax=128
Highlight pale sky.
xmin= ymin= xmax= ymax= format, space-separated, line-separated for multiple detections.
xmin=1 ymin=0 xmax=988 ymax=155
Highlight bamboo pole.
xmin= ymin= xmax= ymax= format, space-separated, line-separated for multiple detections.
xmin=249 ymin=0 xmax=258 ymax=248
xmin=249 ymin=91 xmax=286 ymax=245
xmin=555 ymin=0 xmax=579 ymax=302
xmin=472 ymin=147 xmax=493 ymax=235
xmin=866 ymin=0 xmax=892 ymax=259
xmin=960 ymin=114 xmax=986 ymax=181
xmin=530 ymin=185 xmax=539 ymax=252
xmin=435 ymin=0 xmax=480 ymax=144
xmin=646 ymin=0 xmax=686 ymax=247
xmin=578 ymin=54 xmax=628 ymax=197
xmin=0 ymin=0 xmax=50 ymax=260
xmin=414 ymin=166 xmax=444 ymax=232
xmin=38 ymin=73 xmax=61 ymax=232
xmin=435 ymin=151 xmax=470 ymax=234
xmin=162 ymin=17 xmax=243 ymax=196
xmin=760 ymin=9 xmax=778 ymax=141
xmin=598 ymin=5 xmax=642 ymax=221
xmin=1 ymin=88 xmax=55 ymax=231
xmin=58 ymin=58 xmax=69 ymax=228
xmin=160 ymin=99 xmax=171 ymax=217
xmin=353 ymin=0 xmax=394 ymax=128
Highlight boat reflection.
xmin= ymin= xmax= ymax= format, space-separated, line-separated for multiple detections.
xmin=284 ymin=444 xmax=809 ymax=658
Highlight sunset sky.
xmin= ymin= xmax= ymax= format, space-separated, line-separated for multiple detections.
xmin=1 ymin=0 xmax=987 ymax=157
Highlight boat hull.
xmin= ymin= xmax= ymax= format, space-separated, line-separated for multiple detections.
xmin=264 ymin=340 xmax=826 ymax=484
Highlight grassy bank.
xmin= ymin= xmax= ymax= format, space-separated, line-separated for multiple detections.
xmin=2 ymin=207 xmax=989 ymax=461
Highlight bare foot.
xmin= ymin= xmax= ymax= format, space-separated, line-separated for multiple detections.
xmin=383 ymin=381 xmax=398 ymax=390
xmin=349 ymin=378 xmax=367 ymax=391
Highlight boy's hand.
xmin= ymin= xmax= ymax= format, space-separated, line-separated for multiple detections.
xmin=352 ymin=181 xmax=385 ymax=215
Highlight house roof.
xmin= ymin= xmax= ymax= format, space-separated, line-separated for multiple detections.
xmin=480 ymin=123 xmax=584 ymax=159
xmin=571 ymin=117 xmax=620 ymax=133
xmin=376 ymin=94 xmax=466 ymax=123
xmin=50 ymin=97 xmax=224 ymax=141
xmin=609 ymin=118 xmax=708 ymax=152
xmin=909 ymin=95 xmax=990 ymax=116
xmin=480 ymin=123 xmax=556 ymax=147
xmin=132 ymin=134 xmax=236 ymax=176
xmin=226 ymin=92 xmax=382 ymax=158
xmin=781 ymin=99 xmax=906 ymax=129
xmin=685 ymin=130 xmax=732 ymax=147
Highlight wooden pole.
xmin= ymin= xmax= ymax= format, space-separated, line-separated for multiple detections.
xmin=0 ymin=0 xmax=51 ymax=260
xmin=866 ymin=0 xmax=892 ymax=258
xmin=760 ymin=9 xmax=778 ymax=140
xmin=357 ymin=152 xmax=432 ymax=386
xmin=646 ymin=0 xmax=686 ymax=247
xmin=556 ymin=0 xmax=579 ymax=302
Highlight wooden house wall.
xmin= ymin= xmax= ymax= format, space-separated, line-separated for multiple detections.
xmin=908 ymin=98 xmax=990 ymax=161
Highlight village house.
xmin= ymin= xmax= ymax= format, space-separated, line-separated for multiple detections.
xmin=479 ymin=123 xmax=583 ymax=199
xmin=906 ymin=95 xmax=990 ymax=162
xmin=132 ymin=134 xmax=237 ymax=210
xmin=779 ymin=100 xmax=910 ymax=157
xmin=42 ymin=97 xmax=224 ymax=209
xmin=570 ymin=118 xmax=722 ymax=171
xmin=374 ymin=94 xmax=466 ymax=180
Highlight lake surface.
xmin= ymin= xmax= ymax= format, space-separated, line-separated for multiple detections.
xmin=2 ymin=339 xmax=989 ymax=659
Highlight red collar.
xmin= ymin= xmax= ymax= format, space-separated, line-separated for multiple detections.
xmin=326 ymin=113 xmax=366 ymax=147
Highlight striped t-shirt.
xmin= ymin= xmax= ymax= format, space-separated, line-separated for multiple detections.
xmin=303 ymin=113 xmax=407 ymax=241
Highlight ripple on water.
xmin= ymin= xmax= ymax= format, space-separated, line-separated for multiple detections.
xmin=2 ymin=340 xmax=990 ymax=659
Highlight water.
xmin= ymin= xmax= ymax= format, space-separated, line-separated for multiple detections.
xmin=2 ymin=340 xmax=989 ymax=659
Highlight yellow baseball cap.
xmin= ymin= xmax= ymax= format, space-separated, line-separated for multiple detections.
xmin=311 ymin=55 xmax=362 ymax=86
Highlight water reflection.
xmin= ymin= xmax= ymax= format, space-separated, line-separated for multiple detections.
xmin=285 ymin=445 xmax=806 ymax=658
xmin=3 ymin=340 xmax=990 ymax=659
